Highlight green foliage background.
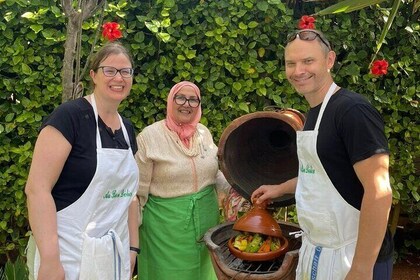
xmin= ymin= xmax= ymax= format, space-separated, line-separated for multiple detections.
xmin=0 ymin=0 xmax=418 ymax=263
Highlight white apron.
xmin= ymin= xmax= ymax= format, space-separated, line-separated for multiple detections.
xmin=295 ymin=83 xmax=360 ymax=280
xmin=31 ymin=95 xmax=139 ymax=280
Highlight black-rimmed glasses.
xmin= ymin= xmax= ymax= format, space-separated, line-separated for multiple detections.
xmin=173 ymin=95 xmax=201 ymax=108
xmin=97 ymin=66 xmax=134 ymax=78
xmin=287 ymin=30 xmax=331 ymax=50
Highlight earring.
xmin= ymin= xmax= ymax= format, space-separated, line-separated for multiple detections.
xmin=327 ymin=69 xmax=330 ymax=73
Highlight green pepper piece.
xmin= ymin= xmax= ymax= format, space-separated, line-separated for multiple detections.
xmin=270 ymin=237 xmax=280 ymax=251
xmin=245 ymin=233 xmax=262 ymax=253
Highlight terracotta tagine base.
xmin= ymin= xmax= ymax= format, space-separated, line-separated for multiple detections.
xmin=228 ymin=200 xmax=290 ymax=261
xmin=227 ymin=235 xmax=289 ymax=261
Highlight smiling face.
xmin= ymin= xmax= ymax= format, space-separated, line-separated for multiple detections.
xmin=90 ymin=53 xmax=133 ymax=103
xmin=285 ymin=38 xmax=336 ymax=107
xmin=171 ymin=86 xmax=200 ymax=125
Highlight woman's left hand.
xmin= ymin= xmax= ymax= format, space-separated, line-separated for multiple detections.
xmin=130 ymin=251 xmax=137 ymax=278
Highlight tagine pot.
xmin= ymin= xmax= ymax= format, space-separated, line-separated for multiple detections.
xmin=233 ymin=200 xmax=283 ymax=238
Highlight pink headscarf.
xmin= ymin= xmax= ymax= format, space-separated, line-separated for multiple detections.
xmin=165 ymin=81 xmax=202 ymax=148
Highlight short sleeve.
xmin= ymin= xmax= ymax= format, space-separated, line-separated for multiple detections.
xmin=339 ymin=103 xmax=389 ymax=165
xmin=41 ymin=101 xmax=80 ymax=145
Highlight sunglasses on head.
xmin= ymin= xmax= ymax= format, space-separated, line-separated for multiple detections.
xmin=287 ymin=30 xmax=331 ymax=50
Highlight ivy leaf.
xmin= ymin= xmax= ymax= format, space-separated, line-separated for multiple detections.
xmin=161 ymin=18 xmax=171 ymax=28
xmin=272 ymin=95 xmax=281 ymax=104
xmin=158 ymin=32 xmax=171 ymax=42
xmin=257 ymin=2 xmax=269 ymax=12
xmin=205 ymin=31 xmax=214 ymax=37
xmin=258 ymin=47 xmax=265 ymax=57
xmin=4 ymin=29 xmax=13 ymax=40
xmin=239 ymin=102 xmax=249 ymax=113
xmin=164 ymin=0 xmax=175 ymax=8
xmin=346 ymin=62 xmax=361 ymax=76
xmin=215 ymin=82 xmax=225 ymax=90
xmin=5 ymin=113 xmax=14 ymax=122
xmin=30 ymin=24 xmax=43 ymax=33
xmin=248 ymin=21 xmax=258 ymax=28
xmin=134 ymin=31 xmax=145 ymax=43
xmin=239 ymin=22 xmax=247 ymax=30
xmin=145 ymin=21 xmax=159 ymax=33
xmin=185 ymin=50 xmax=196 ymax=59
xmin=185 ymin=26 xmax=195 ymax=35
xmin=21 ymin=12 xmax=35 ymax=19
xmin=21 ymin=63 xmax=32 ymax=75
xmin=233 ymin=82 xmax=242 ymax=91
xmin=215 ymin=17 xmax=224 ymax=26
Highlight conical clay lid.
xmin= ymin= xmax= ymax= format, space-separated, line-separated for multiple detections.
xmin=232 ymin=200 xmax=283 ymax=238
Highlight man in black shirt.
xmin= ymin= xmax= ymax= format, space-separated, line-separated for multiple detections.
xmin=252 ymin=29 xmax=393 ymax=279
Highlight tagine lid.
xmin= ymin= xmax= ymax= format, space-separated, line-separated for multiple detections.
xmin=217 ymin=110 xmax=305 ymax=208
xmin=232 ymin=200 xmax=283 ymax=238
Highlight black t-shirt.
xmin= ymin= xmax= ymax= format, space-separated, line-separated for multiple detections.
xmin=303 ymin=88 xmax=393 ymax=261
xmin=41 ymin=97 xmax=138 ymax=211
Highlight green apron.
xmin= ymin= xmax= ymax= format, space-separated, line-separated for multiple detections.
xmin=138 ymin=185 xmax=218 ymax=280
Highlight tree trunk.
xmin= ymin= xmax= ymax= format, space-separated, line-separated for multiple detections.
xmin=62 ymin=13 xmax=81 ymax=102
xmin=60 ymin=0 xmax=106 ymax=102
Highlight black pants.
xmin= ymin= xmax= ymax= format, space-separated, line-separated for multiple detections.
xmin=373 ymin=257 xmax=393 ymax=280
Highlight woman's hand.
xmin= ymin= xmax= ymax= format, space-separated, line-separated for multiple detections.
xmin=38 ymin=259 xmax=65 ymax=280
xmin=130 ymin=251 xmax=137 ymax=277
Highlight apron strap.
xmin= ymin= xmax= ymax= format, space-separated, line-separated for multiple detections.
xmin=314 ymin=83 xmax=337 ymax=131
xmin=311 ymin=246 xmax=322 ymax=280
xmin=183 ymin=186 xmax=215 ymax=238
xmin=109 ymin=230 xmax=122 ymax=280
xmin=90 ymin=94 xmax=131 ymax=149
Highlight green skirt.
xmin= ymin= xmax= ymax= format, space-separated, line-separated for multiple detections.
xmin=138 ymin=186 xmax=219 ymax=280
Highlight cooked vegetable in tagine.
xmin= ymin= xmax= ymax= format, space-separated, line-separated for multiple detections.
xmin=233 ymin=232 xmax=281 ymax=253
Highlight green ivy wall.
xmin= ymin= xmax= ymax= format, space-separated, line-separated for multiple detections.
xmin=0 ymin=0 xmax=418 ymax=262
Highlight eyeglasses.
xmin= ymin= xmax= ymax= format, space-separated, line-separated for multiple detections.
xmin=287 ymin=30 xmax=331 ymax=50
xmin=173 ymin=95 xmax=201 ymax=108
xmin=97 ymin=66 xmax=134 ymax=78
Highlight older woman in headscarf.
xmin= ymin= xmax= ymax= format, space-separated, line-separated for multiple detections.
xmin=135 ymin=81 xmax=230 ymax=280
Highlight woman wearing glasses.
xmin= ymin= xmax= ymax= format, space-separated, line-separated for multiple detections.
xmin=25 ymin=42 xmax=139 ymax=280
xmin=135 ymin=81 xmax=230 ymax=280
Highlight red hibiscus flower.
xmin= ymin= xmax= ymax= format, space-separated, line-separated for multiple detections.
xmin=298 ymin=15 xmax=316 ymax=29
xmin=102 ymin=22 xmax=122 ymax=41
xmin=371 ymin=59 xmax=389 ymax=76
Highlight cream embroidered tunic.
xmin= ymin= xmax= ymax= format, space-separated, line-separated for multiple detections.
xmin=135 ymin=120 xmax=229 ymax=224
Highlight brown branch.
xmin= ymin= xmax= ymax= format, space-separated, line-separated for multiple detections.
xmin=62 ymin=12 xmax=81 ymax=102
xmin=61 ymin=0 xmax=106 ymax=102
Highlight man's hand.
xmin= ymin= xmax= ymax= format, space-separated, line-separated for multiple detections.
xmin=251 ymin=177 xmax=298 ymax=205
xmin=251 ymin=184 xmax=281 ymax=205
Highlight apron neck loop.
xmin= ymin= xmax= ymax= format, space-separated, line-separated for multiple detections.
xmin=90 ymin=94 xmax=131 ymax=149
xmin=314 ymin=83 xmax=337 ymax=131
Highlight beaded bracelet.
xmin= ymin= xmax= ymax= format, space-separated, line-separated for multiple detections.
xmin=130 ymin=246 xmax=141 ymax=254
